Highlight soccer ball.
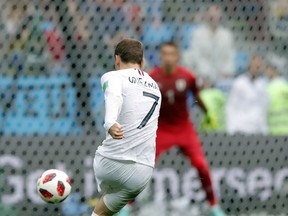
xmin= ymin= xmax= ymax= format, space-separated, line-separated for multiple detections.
xmin=37 ymin=169 xmax=72 ymax=204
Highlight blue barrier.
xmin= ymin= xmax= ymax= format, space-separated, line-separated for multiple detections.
xmin=0 ymin=75 xmax=104 ymax=136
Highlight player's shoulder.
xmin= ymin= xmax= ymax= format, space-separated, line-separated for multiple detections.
xmin=193 ymin=24 xmax=210 ymax=36
xmin=100 ymin=70 xmax=122 ymax=86
xmin=177 ymin=66 xmax=196 ymax=78
xmin=218 ymin=26 xmax=233 ymax=37
xmin=149 ymin=67 xmax=162 ymax=77
xmin=101 ymin=70 xmax=116 ymax=79
xmin=143 ymin=71 xmax=155 ymax=80
xmin=235 ymin=74 xmax=248 ymax=82
xmin=101 ymin=69 xmax=131 ymax=80
xmin=232 ymin=74 xmax=251 ymax=88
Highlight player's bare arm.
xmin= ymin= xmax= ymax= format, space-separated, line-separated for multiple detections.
xmin=195 ymin=90 xmax=217 ymax=127
xmin=194 ymin=92 xmax=208 ymax=114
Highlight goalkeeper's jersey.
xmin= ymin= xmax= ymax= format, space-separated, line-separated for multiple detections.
xmin=96 ymin=68 xmax=161 ymax=167
xmin=150 ymin=66 xmax=199 ymax=125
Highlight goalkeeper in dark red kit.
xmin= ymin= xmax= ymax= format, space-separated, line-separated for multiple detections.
xmin=150 ymin=42 xmax=226 ymax=216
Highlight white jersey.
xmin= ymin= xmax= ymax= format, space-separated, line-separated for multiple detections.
xmin=96 ymin=68 xmax=161 ymax=167
xmin=226 ymin=74 xmax=268 ymax=135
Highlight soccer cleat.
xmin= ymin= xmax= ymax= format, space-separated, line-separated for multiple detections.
xmin=210 ymin=205 xmax=226 ymax=216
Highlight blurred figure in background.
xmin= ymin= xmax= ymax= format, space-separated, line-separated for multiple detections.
xmin=200 ymin=77 xmax=226 ymax=132
xmin=226 ymin=55 xmax=269 ymax=135
xmin=150 ymin=42 xmax=226 ymax=216
xmin=87 ymin=0 xmax=136 ymax=73
xmin=0 ymin=1 xmax=31 ymax=75
xmin=40 ymin=2 xmax=65 ymax=66
xmin=139 ymin=0 xmax=175 ymax=68
xmin=0 ymin=0 xmax=59 ymax=76
xmin=183 ymin=4 xmax=235 ymax=83
xmin=265 ymin=53 xmax=288 ymax=135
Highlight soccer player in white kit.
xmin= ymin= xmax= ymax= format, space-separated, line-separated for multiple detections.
xmin=91 ymin=39 xmax=161 ymax=216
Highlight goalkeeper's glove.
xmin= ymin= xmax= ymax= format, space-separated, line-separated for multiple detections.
xmin=201 ymin=112 xmax=218 ymax=130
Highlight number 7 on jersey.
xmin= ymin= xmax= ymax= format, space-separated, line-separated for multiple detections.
xmin=137 ymin=91 xmax=160 ymax=129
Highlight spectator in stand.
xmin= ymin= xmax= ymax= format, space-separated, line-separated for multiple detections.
xmin=226 ymin=55 xmax=269 ymax=135
xmin=183 ymin=4 xmax=235 ymax=83
xmin=41 ymin=3 xmax=65 ymax=64
xmin=138 ymin=0 xmax=171 ymax=68
xmin=0 ymin=1 xmax=54 ymax=76
xmin=200 ymin=78 xmax=226 ymax=132
xmin=265 ymin=53 xmax=288 ymax=135
xmin=0 ymin=1 xmax=31 ymax=75
xmin=86 ymin=0 xmax=136 ymax=72
xmin=121 ymin=0 xmax=143 ymax=36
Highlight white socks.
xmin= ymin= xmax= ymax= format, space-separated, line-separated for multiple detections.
xmin=91 ymin=212 xmax=99 ymax=216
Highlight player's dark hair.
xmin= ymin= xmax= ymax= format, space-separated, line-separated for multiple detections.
xmin=160 ymin=41 xmax=179 ymax=50
xmin=114 ymin=38 xmax=143 ymax=65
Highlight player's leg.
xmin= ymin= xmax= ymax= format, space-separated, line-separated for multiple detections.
xmin=118 ymin=126 xmax=174 ymax=216
xmin=185 ymin=144 xmax=217 ymax=206
xmin=180 ymin=123 xmax=226 ymax=216
xmin=108 ymin=162 xmax=153 ymax=213
xmin=92 ymin=195 xmax=114 ymax=216
xmin=92 ymin=154 xmax=116 ymax=216
xmin=155 ymin=124 xmax=178 ymax=162
xmin=93 ymin=154 xmax=153 ymax=216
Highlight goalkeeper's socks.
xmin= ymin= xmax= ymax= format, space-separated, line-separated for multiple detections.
xmin=91 ymin=212 xmax=99 ymax=216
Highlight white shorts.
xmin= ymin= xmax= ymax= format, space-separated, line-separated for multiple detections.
xmin=93 ymin=153 xmax=153 ymax=213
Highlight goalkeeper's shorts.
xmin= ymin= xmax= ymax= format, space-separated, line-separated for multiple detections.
xmin=156 ymin=121 xmax=204 ymax=160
